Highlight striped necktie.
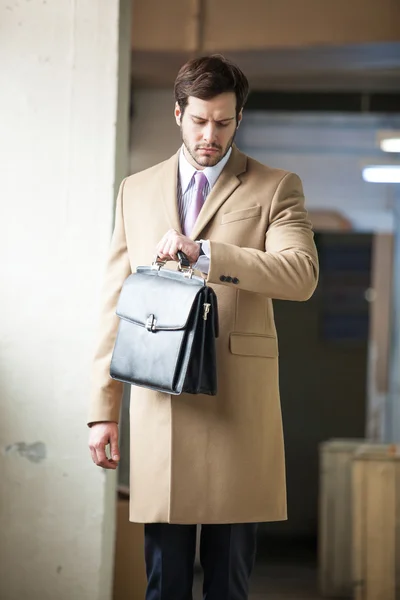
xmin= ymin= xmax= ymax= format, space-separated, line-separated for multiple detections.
xmin=183 ymin=171 xmax=208 ymax=236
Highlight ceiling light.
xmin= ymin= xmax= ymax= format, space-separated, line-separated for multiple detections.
xmin=381 ymin=138 xmax=400 ymax=153
xmin=377 ymin=130 xmax=400 ymax=153
xmin=362 ymin=165 xmax=400 ymax=183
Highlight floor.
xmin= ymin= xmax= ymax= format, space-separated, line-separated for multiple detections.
xmin=193 ymin=564 xmax=322 ymax=599
xmin=193 ymin=536 xmax=325 ymax=599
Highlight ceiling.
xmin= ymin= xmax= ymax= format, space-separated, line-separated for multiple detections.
xmin=131 ymin=42 xmax=400 ymax=92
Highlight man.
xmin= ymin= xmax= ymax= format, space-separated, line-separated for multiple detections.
xmin=88 ymin=55 xmax=319 ymax=600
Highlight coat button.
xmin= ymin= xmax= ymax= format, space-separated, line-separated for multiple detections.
xmin=232 ymin=277 xmax=239 ymax=284
xmin=226 ymin=276 xmax=232 ymax=283
xmin=220 ymin=275 xmax=226 ymax=282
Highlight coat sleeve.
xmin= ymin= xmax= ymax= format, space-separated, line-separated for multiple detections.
xmin=206 ymin=172 xmax=319 ymax=301
xmin=87 ymin=178 xmax=132 ymax=425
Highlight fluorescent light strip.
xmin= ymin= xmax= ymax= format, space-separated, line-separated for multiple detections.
xmin=362 ymin=166 xmax=400 ymax=183
xmin=380 ymin=138 xmax=400 ymax=153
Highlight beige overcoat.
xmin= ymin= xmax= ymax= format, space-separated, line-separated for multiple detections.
xmin=89 ymin=145 xmax=319 ymax=524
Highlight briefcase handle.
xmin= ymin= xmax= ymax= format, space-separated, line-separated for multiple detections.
xmin=152 ymin=251 xmax=193 ymax=277
xmin=177 ymin=251 xmax=191 ymax=268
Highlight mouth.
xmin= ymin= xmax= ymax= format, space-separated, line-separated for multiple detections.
xmin=198 ymin=147 xmax=220 ymax=154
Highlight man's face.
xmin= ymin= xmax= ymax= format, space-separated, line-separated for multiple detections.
xmin=175 ymin=93 xmax=242 ymax=169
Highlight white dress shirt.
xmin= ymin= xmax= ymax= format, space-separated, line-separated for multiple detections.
xmin=177 ymin=145 xmax=232 ymax=273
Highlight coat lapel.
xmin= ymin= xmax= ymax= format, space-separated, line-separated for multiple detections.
xmin=159 ymin=150 xmax=182 ymax=233
xmin=190 ymin=145 xmax=248 ymax=241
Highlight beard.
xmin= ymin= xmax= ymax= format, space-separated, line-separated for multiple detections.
xmin=181 ymin=129 xmax=236 ymax=168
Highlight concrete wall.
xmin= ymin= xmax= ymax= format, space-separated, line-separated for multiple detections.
xmin=0 ymin=2 xmax=130 ymax=598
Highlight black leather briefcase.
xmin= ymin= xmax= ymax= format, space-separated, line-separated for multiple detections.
xmin=110 ymin=253 xmax=219 ymax=395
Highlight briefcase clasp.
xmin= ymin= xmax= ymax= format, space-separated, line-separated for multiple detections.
xmin=203 ymin=303 xmax=211 ymax=321
xmin=151 ymin=253 xmax=194 ymax=279
xmin=145 ymin=314 xmax=157 ymax=332
xmin=178 ymin=263 xmax=194 ymax=279
xmin=151 ymin=258 xmax=166 ymax=271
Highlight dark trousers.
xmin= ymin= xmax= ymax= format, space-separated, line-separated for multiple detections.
xmin=144 ymin=523 xmax=258 ymax=600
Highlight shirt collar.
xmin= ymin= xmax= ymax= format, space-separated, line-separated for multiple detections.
xmin=178 ymin=146 xmax=232 ymax=195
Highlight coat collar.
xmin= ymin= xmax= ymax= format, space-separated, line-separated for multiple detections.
xmin=159 ymin=144 xmax=248 ymax=240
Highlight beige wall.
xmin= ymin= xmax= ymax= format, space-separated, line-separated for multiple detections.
xmin=203 ymin=0 xmax=400 ymax=50
xmin=129 ymin=89 xmax=181 ymax=174
xmin=132 ymin=0 xmax=199 ymax=51
xmin=0 ymin=1 xmax=131 ymax=598
xmin=132 ymin=0 xmax=400 ymax=51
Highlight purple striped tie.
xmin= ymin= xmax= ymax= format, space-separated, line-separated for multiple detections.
xmin=183 ymin=171 xmax=207 ymax=236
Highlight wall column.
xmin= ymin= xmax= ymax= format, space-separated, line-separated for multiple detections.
xmin=0 ymin=1 xmax=131 ymax=598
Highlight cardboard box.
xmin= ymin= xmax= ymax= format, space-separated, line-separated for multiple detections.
xmin=352 ymin=447 xmax=400 ymax=600
xmin=319 ymin=440 xmax=392 ymax=598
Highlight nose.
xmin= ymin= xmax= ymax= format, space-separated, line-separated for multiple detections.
xmin=203 ymin=122 xmax=217 ymax=144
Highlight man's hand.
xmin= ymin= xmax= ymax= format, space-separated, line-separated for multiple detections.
xmin=88 ymin=421 xmax=120 ymax=470
xmin=156 ymin=230 xmax=200 ymax=264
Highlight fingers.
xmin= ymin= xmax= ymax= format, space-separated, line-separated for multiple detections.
xmin=91 ymin=443 xmax=118 ymax=470
xmin=156 ymin=231 xmax=171 ymax=258
xmin=110 ymin=430 xmax=120 ymax=463
xmin=156 ymin=230 xmax=199 ymax=263
xmin=159 ymin=242 xmax=177 ymax=261
xmin=89 ymin=424 xmax=119 ymax=470
xmin=95 ymin=442 xmax=110 ymax=467
xmin=157 ymin=229 xmax=179 ymax=261
xmin=90 ymin=447 xmax=98 ymax=465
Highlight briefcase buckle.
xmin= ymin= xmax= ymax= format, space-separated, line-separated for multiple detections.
xmin=178 ymin=263 xmax=194 ymax=279
xmin=145 ymin=314 xmax=157 ymax=332
xmin=151 ymin=253 xmax=193 ymax=278
xmin=151 ymin=258 xmax=166 ymax=271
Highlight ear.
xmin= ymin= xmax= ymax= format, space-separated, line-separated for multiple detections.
xmin=175 ymin=102 xmax=182 ymax=126
xmin=237 ymin=109 xmax=243 ymax=128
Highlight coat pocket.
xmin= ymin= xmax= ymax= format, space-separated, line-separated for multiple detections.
xmin=229 ymin=333 xmax=278 ymax=357
xmin=221 ymin=205 xmax=261 ymax=225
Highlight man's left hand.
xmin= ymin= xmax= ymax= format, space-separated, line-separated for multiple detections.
xmin=156 ymin=230 xmax=200 ymax=264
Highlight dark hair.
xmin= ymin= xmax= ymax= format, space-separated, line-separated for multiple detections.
xmin=174 ymin=54 xmax=249 ymax=120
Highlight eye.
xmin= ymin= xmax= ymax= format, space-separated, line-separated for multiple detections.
xmin=193 ymin=119 xmax=206 ymax=125
xmin=217 ymin=122 xmax=230 ymax=128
